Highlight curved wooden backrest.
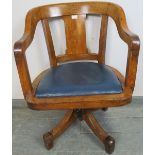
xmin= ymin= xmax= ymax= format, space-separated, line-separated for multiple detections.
xmin=25 ymin=2 xmax=128 ymax=67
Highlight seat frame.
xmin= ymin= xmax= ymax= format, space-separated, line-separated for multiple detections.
xmin=14 ymin=2 xmax=140 ymax=154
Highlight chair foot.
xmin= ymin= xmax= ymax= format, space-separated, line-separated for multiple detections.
xmin=43 ymin=132 xmax=53 ymax=150
xmin=43 ymin=110 xmax=76 ymax=150
xmin=104 ymin=136 xmax=115 ymax=154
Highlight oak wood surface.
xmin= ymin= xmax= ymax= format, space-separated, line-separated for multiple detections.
xmin=51 ymin=110 xmax=76 ymax=139
xmin=63 ymin=14 xmax=87 ymax=55
xmin=41 ymin=19 xmax=57 ymax=67
xmin=98 ymin=15 xmax=108 ymax=64
xmin=83 ymin=111 xmax=108 ymax=141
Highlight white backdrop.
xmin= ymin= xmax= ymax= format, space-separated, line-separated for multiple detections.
xmin=12 ymin=0 xmax=143 ymax=99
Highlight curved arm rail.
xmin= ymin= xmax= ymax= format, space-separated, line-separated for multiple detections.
xmin=14 ymin=9 xmax=39 ymax=98
xmin=114 ymin=12 xmax=140 ymax=91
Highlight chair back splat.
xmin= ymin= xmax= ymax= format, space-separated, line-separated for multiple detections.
xmin=34 ymin=2 xmax=112 ymax=66
xmin=42 ymin=14 xmax=108 ymax=65
xmin=64 ymin=14 xmax=87 ymax=55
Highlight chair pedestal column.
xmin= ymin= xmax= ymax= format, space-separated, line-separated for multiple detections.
xmin=43 ymin=109 xmax=115 ymax=154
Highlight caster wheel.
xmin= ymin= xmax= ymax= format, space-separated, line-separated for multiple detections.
xmin=43 ymin=132 xmax=53 ymax=150
xmin=102 ymin=108 xmax=108 ymax=111
xmin=104 ymin=136 xmax=115 ymax=154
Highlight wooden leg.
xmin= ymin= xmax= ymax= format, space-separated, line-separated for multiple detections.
xmin=43 ymin=110 xmax=76 ymax=150
xmin=83 ymin=111 xmax=115 ymax=154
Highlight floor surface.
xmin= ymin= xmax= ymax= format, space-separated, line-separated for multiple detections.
xmin=12 ymin=97 xmax=143 ymax=155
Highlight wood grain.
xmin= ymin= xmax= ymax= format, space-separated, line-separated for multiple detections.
xmin=98 ymin=15 xmax=108 ymax=64
xmin=42 ymin=19 xmax=57 ymax=67
xmin=63 ymin=15 xmax=87 ymax=55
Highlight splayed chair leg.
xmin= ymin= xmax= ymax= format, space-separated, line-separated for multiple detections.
xmin=43 ymin=110 xmax=76 ymax=149
xmin=83 ymin=111 xmax=115 ymax=154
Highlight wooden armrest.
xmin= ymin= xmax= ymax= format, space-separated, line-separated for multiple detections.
xmin=14 ymin=9 xmax=39 ymax=99
xmin=122 ymin=30 xmax=140 ymax=92
xmin=117 ymin=26 xmax=140 ymax=51
xmin=114 ymin=7 xmax=140 ymax=92
xmin=14 ymin=8 xmax=39 ymax=53
xmin=14 ymin=50 xmax=33 ymax=99
xmin=14 ymin=33 xmax=33 ymax=54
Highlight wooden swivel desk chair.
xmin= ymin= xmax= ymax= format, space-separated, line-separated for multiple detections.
xmin=14 ymin=2 xmax=140 ymax=154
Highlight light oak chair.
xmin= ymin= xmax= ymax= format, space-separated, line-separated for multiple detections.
xmin=14 ymin=2 xmax=140 ymax=154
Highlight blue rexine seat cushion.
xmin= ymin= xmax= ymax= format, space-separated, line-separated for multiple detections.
xmin=35 ymin=62 xmax=122 ymax=98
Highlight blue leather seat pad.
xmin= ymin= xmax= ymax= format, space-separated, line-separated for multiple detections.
xmin=35 ymin=62 xmax=122 ymax=98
